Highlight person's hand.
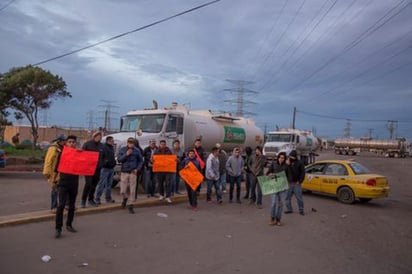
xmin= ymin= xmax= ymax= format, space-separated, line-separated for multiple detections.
xmin=52 ymin=182 xmax=58 ymax=190
xmin=126 ymin=148 xmax=132 ymax=156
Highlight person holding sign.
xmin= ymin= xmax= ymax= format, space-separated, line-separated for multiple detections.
xmin=182 ymin=150 xmax=201 ymax=210
xmin=267 ymin=152 xmax=287 ymax=226
xmin=117 ymin=137 xmax=144 ymax=214
xmin=54 ymin=135 xmax=79 ymax=238
xmin=284 ymin=150 xmax=306 ymax=216
xmin=154 ymin=140 xmax=174 ymax=204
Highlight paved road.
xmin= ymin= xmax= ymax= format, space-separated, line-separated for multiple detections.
xmin=0 ymin=152 xmax=411 ymax=273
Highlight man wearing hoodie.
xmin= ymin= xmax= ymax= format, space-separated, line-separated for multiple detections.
xmin=205 ymin=146 xmax=222 ymax=204
xmin=81 ymin=131 xmax=104 ymax=208
xmin=284 ymin=150 xmax=306 ymax=215
xmin=95 ymin=136 xmax=116 ymax=205
xmin=226 ymin=147 xmax=244 ymax=203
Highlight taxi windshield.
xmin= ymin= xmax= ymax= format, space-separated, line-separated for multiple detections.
xmin=348 ymin=162 xmax=371 ymax=175
xmin=120 ymin=114 xmax=165 ymax=133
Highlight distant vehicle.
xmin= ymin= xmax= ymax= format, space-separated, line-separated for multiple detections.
xmin=0 ymin=149 xmax=6 ymax=168
xmin=263 ymin=128 xmax=319 ymax=165
xmin=334 ymin=137 xmax=409 ymax=158
xmin=302 ymin=160 xmax=390 ymax=204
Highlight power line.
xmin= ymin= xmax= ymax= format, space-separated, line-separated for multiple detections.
xmin=0 ymin=0 xmax=17 ymax=12
xmin=33 ymin=0 xmax=221 ymax=66
xmin=289 ymin=0 xmax=411 ymax=94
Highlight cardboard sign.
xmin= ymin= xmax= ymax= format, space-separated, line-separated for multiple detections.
xmin=179 ymin=161 xmax=204 ymax=191
xmin=152 ymin=154 xmax=177 ymax=173
xmin=257 ymin=171 xmax=289 ymax=195
xmin=57 ymin=146 xmax=98 ymax=176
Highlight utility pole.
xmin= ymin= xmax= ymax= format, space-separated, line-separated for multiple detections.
xmin=343 ymin=119 xmax=351 ymax=138
xmin=98 ymin=100 xmax=119 ymax=131
xmin=367 ymin=128 xmax=374 ymax=138
xmin=386 ymin=120 xmax=397 ymax=139
xmin=223 ymin=79 xmax=258 ymax=117
xmin=86 ymin=110 xmax=97 ymax=130
xmin=291 ymin=107 xmax=296 ymax=129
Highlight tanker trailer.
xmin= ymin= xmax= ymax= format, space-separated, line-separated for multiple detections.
xmin=334 ymin=137 xmax=408 ymax=157
xmin=263 ymin=128 xmax=319 ymax=165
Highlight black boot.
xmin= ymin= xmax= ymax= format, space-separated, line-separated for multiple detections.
xmin=121 ymin=198 xmax=128 ymax=209
xmin=128 ymin=205 xmax=135 ymax=214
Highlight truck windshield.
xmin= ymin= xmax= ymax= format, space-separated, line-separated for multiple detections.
xmin=120 ymin=114 xmax=166 ymax=133
xmin=266 ymin=134 xmax=293 ymax=142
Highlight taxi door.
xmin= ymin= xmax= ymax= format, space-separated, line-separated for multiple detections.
xmin=303 ymin=163 xmax=326 ymax=192
xmin=320 ymin=163 xmax=349 ymax=195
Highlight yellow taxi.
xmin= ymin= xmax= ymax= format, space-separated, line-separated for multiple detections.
xmin=302 ymin=160 xmax=390 ymax=204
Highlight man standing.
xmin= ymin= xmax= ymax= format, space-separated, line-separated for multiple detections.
xmin=117 ymin=137 xmax=143 ymax=214
xmin=55 ymin=135 xmax=79 ymax=238
xmin=183 ymin=150 xmax=201 ymax=210
xmin=226 ymin=147 xmax=244 ymax=204
xmin=216 ymin=143 xmax=228 ymax=193
xmin=81 ymin=131 xmax=104 ymax=208
xmin=95 ymin=136 xmax=116 ymax=205
xmin=249 ymin=146 xmax=266 ymax=209
xmin=285 ymin=150 xmax=306 ymax=215
xmin=193 ymin=138 xmax=205 ymax=193
xmin=171 ymin=139 xmax=184 ymax=195
xmin=154 ymin=140 xmax=173 ymax=203
xmin=43 ymin=134 xmax=66 ymax=212
xmin=206 ymin=146 xmax=222 ymax=204
xmin=143 ymin=139 xmax=158 ymax=197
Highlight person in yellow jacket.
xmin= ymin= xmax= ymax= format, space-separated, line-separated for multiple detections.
xmin=43 ymin=134 xmax=67 ymax=212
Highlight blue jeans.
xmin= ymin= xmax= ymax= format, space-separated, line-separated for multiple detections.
xmin=285 ymin=184 xmax=304 ymax=213
xmin=144 ymin=168 xmax=157 ymax=196
xmin=95 ymin=168 xmax=114 ymax=202
xmin=250 ymin=174 xmax=262 ymax=205
xmin=206 ymin=179 xmax=222 ymax=201
xmin=51 ymin=188 xmax=58 ymax=209
xmin=170 ymin=172 xmax=181 ymax=193
xmin=220 ymin=171 xmax=227 ymax=191
xmin=228 ymin=175 xmax=242 ymax=201
xmin=271 ymin=190 xmax=287 ymax=220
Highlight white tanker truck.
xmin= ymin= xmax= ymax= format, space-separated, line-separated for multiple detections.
xmin=262 ymin=128 xmax=320 ymax=165
xmin=107 ymin=101 xmax=264 ymax=157
xmin=334 ymin=137 xmax=409 ymax=158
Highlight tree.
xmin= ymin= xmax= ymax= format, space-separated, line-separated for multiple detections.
xmin=0 ymin=65 xmax=71 ymax=149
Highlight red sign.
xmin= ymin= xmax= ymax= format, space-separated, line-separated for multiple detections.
xmin=57 ymin=146 xmax=99 ymax=176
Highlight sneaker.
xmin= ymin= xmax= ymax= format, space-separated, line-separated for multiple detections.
xmin=66 ymin=226 xmax=77 ymax=233
xmin=218 ymin=200 xmax=223 ymax=204
xmin=128 ymin=205 xmax=135 ymax=214
xmin=88 ymin=200 xmax=98 ymax=207
xmin=222 ymin=190 xmax=227 ymax=193
xmin=55 ymin=229 xmax=61 ymax=238
xmin=121 ymin=198 xmax=128 ymax=209
xmin=166 ymin=197 xmax=172 ymax=204
xmin=158 ymin=195 xmax=165 ymax=201
xmin=106 ymin=199 xmax=115 ymax=203
xmin=95 ymin=200 xmax=101 ymax=205
xmin=284 ymin=211 xmax=293 ymax=214
xmin=299 ymin=211 xmax=305 ymax=216
xmin=269 ymin=218 xmax=277 ymax=226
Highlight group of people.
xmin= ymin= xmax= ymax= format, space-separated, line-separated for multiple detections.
xmin=43 ymin=132 xmax=306 ymax=238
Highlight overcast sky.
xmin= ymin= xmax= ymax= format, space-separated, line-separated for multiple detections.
xmin=1 ymin=0 xmax=411 ymax=140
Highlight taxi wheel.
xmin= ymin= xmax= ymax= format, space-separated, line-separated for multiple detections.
xmin=337 ymin=187 xmax=355 ymax=204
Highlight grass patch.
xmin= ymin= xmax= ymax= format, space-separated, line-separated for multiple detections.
xmin=2 ymin=146 xmax=46 ymax=158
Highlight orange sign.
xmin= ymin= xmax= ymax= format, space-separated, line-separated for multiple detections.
xmin=152 ymin=154 xmax=177 ymax=173
xmin=179 ymin=161 xmax=204 ymax=191
xmin=57 ymin=146 xmax=99 ymax=176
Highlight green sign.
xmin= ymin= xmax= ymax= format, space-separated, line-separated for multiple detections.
xmin=224 ymin=126 xmax=246 ymax=144
xmin=257 ymin=171 xmax=289 ymax=195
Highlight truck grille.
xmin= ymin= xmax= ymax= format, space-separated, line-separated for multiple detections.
xmin=264 ymin=147 xmax=279 ymax=153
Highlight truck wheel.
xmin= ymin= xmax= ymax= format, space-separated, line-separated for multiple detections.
xmin=359 ymin=198 xmax=371 ymax=203
xmin=337 ymin=187 xmax=355 ymax=204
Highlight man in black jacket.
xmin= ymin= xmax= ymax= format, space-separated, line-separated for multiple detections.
xmin=143 ymin=139 xmax=158 ymax=197
xmin=284 ymin=150 xmax=306 ymax=215
xmin=55 ymin=135 xmax=79 ymax=238
xmin=81 ymin=131 xmax=104 ymax=207
xmin=95 ymin=136 xmax=116 ymax=204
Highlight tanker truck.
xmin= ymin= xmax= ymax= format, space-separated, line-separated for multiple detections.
xmin=105 ymin=101 xmax=264 ymax=183
xmin=262 ymin=128 xmax=319 ymax=165
xmin=334 ymin=137 xmax=409 ymax=157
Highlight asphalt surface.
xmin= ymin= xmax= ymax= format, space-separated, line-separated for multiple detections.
xmin=0 ymin=151 xmax=411 ymax=274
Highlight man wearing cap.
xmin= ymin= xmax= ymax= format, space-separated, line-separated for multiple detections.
xmin=117 ymin=137 xmax=144 ymax=214
xmin=284 ymin=150 xmax=306 ymax=215
xmin=143 ymin=139 xmax=158 ymax=197
xmin=81 ymin=131 xmax=104 ymax=208
xmin=43 ymin=134 xmax=67 ymax=212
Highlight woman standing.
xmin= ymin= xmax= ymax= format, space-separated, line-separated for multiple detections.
xmin=267 ymin=152 xmax=287 ymax=226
